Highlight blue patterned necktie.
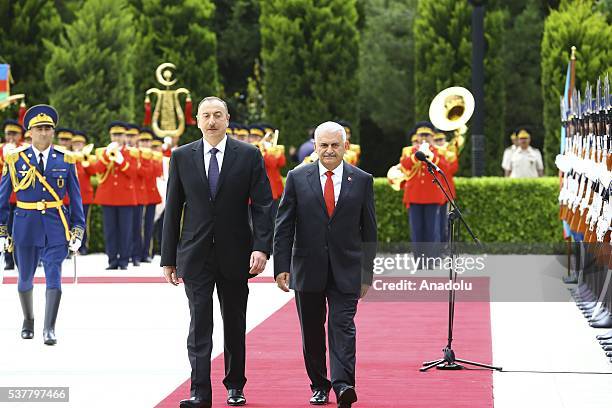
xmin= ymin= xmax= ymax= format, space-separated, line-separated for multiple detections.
xmin=208 ymin=147 xmax=219 ymax=199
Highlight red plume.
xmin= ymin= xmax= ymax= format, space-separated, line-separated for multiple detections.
xmin=185 ymin=95 xmax=195 ymax=125
xmin=18 ymin=101 xmax=26 ymax=125
xmin=143 ymin=95 xmax=151 ymax=126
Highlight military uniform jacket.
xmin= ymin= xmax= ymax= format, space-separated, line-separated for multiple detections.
xmin=0 ymin=145 xmax=85 ymax=246
xmin=92 ymin=146 xmax=138 ymax=206
xmin=400 ymin=145 xmax=448 ymax=208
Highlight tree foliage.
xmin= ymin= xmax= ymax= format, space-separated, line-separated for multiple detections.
xmin=0 ymin=0 xmax=62 ymax=109
xmin=45 ymin=0 xmax=136 ymax=145
xmin=260 ymin=0 xmax=360 ymax=150
xmin=358 ymin=0 xmax=416 ymax=176
xmin=413 ymin=0 xmax=508 ymax=176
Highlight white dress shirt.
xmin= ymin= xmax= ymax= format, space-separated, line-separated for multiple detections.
xmin=509 ymin=146 xmax=544 ymax=178
xmin=318 ymin=160 xmax=343 ymax=204
xmin=203 ymin=136 xmax=227 ymax=176
xmin=31 ymin=144 xmax=51 ymax=171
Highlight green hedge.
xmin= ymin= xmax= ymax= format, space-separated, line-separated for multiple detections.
xmin=85 ymin=176 xmax=563 ymax=254
xmin=374 ymin=176 xmax=563 ymax=246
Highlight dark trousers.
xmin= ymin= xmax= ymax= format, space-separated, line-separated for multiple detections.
xmin=439 ymin=202 xmax=448 ymax=244
xmin=295 ymin=272 xmax=359 ymax=396
xmin=102 ymin=205 xmax=134 ymax=268
xmin=141 ymin=204 xmax=156 ymax=259
xmin=409 ymin=203 xmax=440 ymax=261
xmin=80 ymin=204 xmax=91 ymax=255
xmin=132 ymin=205 xmax=144 ymax=262
xmin=183 ymin=250 xmax=249 ymax=402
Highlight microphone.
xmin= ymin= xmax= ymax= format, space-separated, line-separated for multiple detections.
xmin=415 ymin=150 xmax=442 ymax=173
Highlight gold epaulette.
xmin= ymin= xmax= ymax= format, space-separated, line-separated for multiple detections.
xmin=128 ymin=147 xmax=140 ymax=158
xmin=5 ymin=145 xmax=29 ymax=165
xmin=401 ymin=146 xmax=414 ymax=159
xmin=53 ymin=145 xmax=77 ymax=164
xmin=152 ymin=151 xmax=163 ymax=161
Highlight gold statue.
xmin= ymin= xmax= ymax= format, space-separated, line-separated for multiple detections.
xmin=144 ymin=63 xmax=194 ymax=139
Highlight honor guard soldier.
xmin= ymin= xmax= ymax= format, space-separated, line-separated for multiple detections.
xmin=55 ymin=128 xmax=73 ymax=149
xmin=400 ymin=122 xmax=448 ymax=260
xmin=125 ymin=123 xmax=145 ymax=266
xmin=0 ymin=105 xmax=85 ymax=345
xmin=1 ymin=120 xmax=25 ymax=270
xmin=71 ymin=130 xmax=97 ymax=254
xmin=92 ymin=121 xmax=138 ymax=270
xmin=137 ymin=127 xmax=162 ymax=262
xmin=338 ymin=120 xmax=361 ymax=166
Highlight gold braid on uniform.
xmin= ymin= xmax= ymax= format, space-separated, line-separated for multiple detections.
xmin=5 ymin=148 xmax=37 ymax=191
xmin=70 ymin=226 xmax=84 ymax=241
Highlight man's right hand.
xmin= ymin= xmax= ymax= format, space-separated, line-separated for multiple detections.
xmin=276 ymin=272 xmax=290 ymax=292
xmin=163 ymin=266 xmax=179 ymax=286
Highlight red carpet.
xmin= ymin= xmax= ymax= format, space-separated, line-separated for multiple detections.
xmin=156 ymin=294 xmax=493 ymax=407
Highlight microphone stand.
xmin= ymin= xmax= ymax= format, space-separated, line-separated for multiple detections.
xmin=419 ymin=159 xmax=501 ymax=372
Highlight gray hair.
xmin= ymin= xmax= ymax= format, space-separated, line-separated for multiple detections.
xmin=314 ymin=121 xmax=346 ymax=142
xmin=197 ymin=96 xmax=229 ymax=115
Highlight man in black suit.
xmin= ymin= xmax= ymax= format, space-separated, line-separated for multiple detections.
xmin=161 ymin=96 xmax=273 ymax=408
xmin=274 ymin=121 xmax=377 ymax=408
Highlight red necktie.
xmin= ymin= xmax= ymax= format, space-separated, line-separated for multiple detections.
xmin=324 ymin=170 xmax=335 ymax=217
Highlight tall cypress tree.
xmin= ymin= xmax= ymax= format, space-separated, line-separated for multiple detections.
xmin=0 ymin=0 xmax=62 ymax=109
xmin=130 ymin=0 xmax=219 ymax=122
xmin=541 ymin=0 xmax=612 ymax=174
xmin=45 ymin=0 xmax=136 ymax=145
xmin=358 ymin=0 xmax=417 ymax=176
xmin=503 ymin=1 xmax=544 ymax=149
xmin=413 ymin=0 xmax=508 ymax=176
xmin=260 ymin=0 xmax=360 ymax=150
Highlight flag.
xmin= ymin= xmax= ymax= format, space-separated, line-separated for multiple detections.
xmin=561 ymin=61 xmax=571 ymax=239
xmin=0 ymin=64 xmax=9 ymax=102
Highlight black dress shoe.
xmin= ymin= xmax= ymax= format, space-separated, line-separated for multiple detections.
xmin=141 ymin=256 xmax=152 ymax=263
xmin=179 ymin=397 xmax=211 ymax=408
xmin=132 ymin=260 xmax=140 ymax=267
xmin=310 ymin=389 xmax=329 ymax=405
xmin=118 ymin=265 xmax=128 ymax=270
xmin=227 ymin=389 xmax=246 ymax=406
xmin=337 ymin=386 xmax=357 ymax=408
xmin=106 ymin=265 xmax=118 ymax=270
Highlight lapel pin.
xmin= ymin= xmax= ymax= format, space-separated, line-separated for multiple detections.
xmin=52 ymin=154 xmax=57 ymax=158
xmin=347 ymin=176 xmax=352 ymax=182
xmin=27 ymin=153 xmax=32 ymax=158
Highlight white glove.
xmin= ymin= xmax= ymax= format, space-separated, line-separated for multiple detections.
xmin=106 ymin=142 xmax=119 ymax=153
xmin=0 ymin=237 xmax=7 ymax=252
xmin=418 ymin=142 xmax=433 ymax=159
xmin=68 ymin=238 xmax=82 ymax=253
xmin=113 ymin=149 xmax=125 ymax=165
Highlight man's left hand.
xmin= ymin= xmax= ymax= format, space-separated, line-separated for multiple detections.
xmin=360 ymin=284 xmax=370 ymax=299
xmin=249 ymin=251 xmax=267 ymax=275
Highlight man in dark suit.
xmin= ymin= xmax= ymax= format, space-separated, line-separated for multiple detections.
xmin=161 ymin=96 xmax=273 ymax=408
xmin=274 ymin=121 xmax=377 ymax=408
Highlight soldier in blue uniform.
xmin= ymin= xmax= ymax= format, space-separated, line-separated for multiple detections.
xmin=0 ymin=105 xmax=85 ymax=345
